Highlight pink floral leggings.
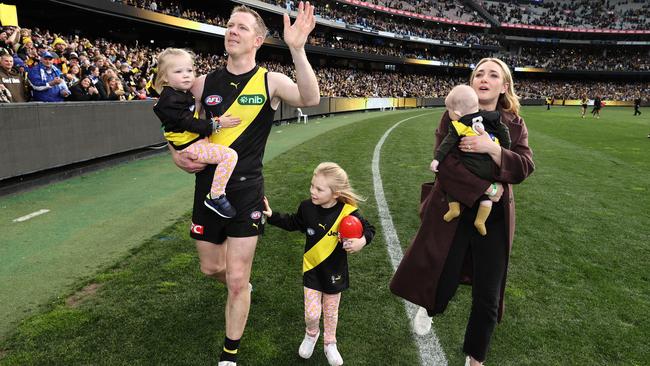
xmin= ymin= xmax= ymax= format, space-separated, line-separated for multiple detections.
xmin=304 ymin=287 xmax=341 ymax=345
xmin=183 ymin=139 xmax=237 ymax=197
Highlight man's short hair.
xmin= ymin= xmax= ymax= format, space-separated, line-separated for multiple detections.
xmin=231 ymin=5 xmax=268 ymax=38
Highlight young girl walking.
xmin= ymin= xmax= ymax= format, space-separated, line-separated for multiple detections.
xmin=263 ymin=162 xmax=375 ymax=366
xmin=153 ymin=48 xmax=240 ymax=218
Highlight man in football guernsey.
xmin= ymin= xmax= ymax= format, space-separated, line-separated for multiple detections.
xmin=592 ymin=96 xmax=602 ymax=118
xmin=581 ymin=96 xmax=589 ymax=118
xmin=168 ymin=3 xmax=320 ymax=366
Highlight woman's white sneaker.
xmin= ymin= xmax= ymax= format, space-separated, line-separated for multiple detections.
xmin=298 ymin=331 xmax=319 ymax=359
xmin=324 ymin=343 xmax=343 ymax=366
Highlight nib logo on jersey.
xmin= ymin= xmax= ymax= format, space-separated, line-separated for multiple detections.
xmin=238 ymin=94 xmax=266 ymax=105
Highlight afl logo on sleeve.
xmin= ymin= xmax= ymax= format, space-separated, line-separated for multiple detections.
xmin=205 ymin=95 xmax=223 ymax=106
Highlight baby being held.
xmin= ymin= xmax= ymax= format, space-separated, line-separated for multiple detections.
xmin=430 ymin=85 xmax=510 ymax=236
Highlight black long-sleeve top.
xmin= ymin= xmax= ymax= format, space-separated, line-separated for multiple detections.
xmin=153 ymin=86 xmax=214 ymax=150
xmin=267 ymin=199 xmax=375 ymax=294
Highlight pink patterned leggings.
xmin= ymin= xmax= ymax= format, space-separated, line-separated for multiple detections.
xmin=183 ymin=139 xmax=237 ymax=197
xmin=304 ymin=287 xmax=341 ymax=345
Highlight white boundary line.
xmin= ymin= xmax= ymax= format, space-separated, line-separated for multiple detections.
xmin=372 ymin=113 xmax=448 ymax=366
xmin=13 ymin=209 xmax=50 ymax=223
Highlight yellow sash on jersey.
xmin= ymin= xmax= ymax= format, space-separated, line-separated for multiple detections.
xmin=451 ymin=120 xmax=501 ymax=146
xmin=163 ymin=109 xmax=201 ymax=148
xmin=210 ymin=67 xmax=268 ymax=147
xmin=303 ymin=203 xmax=357 ymax=273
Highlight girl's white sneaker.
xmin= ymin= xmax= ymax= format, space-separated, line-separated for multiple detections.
xmin=298 ymin=331 xmax=319 ymax=359
xmin=324 ymin=343 xmax=343 ymax=366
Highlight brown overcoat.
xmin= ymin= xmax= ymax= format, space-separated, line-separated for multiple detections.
xmin=389 ymin=110 xmax=534 ymax=322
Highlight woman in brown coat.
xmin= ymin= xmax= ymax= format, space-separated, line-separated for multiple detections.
xmin=390 ymin=58 xmax=535 ymax=366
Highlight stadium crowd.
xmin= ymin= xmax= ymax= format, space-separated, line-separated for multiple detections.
xmin=121 ymin=0 xmax=650 ymax=33
xmin=111 ymin=0 xmax=498 ymax=47
xmin=105 ymin=0 xmax=650 ymax=73
xmin=500 ymin=46 xmax=650 ymax=71
xmin=1 ymin=20 xmax=648 ymax=103
xmin=110 ymin=0 xmax=230 ymax=27
xmin=484 ymin=0 xmax=650 ymax=30
xmin=272 ymin=0 xmax=484 ymax=23
xmin=264 ymin=0 xmax=498 ymax=45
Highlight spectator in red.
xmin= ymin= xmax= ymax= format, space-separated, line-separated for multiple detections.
xmin=129 ymin=77 xmax=149 ymax=100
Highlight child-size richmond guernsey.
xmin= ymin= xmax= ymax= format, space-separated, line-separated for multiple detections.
xmin=267 ymin=200 xmax=375 ymax=294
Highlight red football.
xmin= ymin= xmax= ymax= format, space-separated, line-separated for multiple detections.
xmin=339 ymin=215 xmax=363 ymax=239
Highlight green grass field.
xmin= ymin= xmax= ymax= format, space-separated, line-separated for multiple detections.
xmin=0 ymin=106 xmax=648 ymax=365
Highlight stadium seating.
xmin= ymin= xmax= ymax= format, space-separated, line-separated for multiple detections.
xmin=0 ymin=0 xmax=648 ymax=103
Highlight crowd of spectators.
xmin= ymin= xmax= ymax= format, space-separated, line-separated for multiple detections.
xmin=0 ymin=25 xmax=168 ymax=103
xmin=111 ymin=0 xmax=230 ymax=27
xmin=114 ymin=0 xmax=650 ymax=34
xmin=1 ymin=21 xmax=648 ymax=104
xmin=501 ymin=46 xmax=650 ymax=71
xmin=308 ymin=2 xmax=498 ymax=46
xmin=516 ymin=78 xmax=649 ymax=101
xmin=117 ymin=0 xmax=498 ymax=47
xmin=484 ymin=0 xmax=650 ymax=30
xmin=107 ymin=0 xmax=650 ymax=72
xmin=350 ymin=0 xmax=484 ymax=23
xmin=308 ymin=33 xmax=490 ymax=64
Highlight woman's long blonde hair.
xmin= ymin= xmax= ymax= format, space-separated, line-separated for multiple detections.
xmin=314 ymin=162 xmax=364 ymax=207
xmin=470 ymin=57 xmax=521 ymax=116
xmin=153 ymin=48 xmax=194 ymax=93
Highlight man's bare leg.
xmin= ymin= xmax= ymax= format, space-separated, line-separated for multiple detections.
xmin=224 ymin=236 xmax=257 ymax=339
xmin=196 ymin=240 xmax=227 ymax=284
xmin=196 ymin=239 xmax=230 ymax=322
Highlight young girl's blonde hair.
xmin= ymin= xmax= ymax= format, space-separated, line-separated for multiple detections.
xmin=469 ymin=57 xmax=521 ymax=116
xmin=153 ymin=48 xmax=194 ymax=93
xmin=314 ymin=162 xmax=365 ymax=207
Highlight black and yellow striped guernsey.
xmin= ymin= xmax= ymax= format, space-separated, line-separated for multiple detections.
xmin=200 ymin=65 xmax=275 ymax=189
xmin=267 ymin=200 xmax=376 ymax=294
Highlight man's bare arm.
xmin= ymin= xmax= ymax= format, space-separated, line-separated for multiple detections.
xmin=269 ymin=1 xmax=320 ymax=107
